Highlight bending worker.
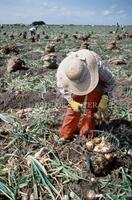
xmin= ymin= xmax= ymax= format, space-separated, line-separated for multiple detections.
xmin=57 ymin=49 xmax=116 ymax=144
xmin=29 ymin=26 xmax=37 ymax=36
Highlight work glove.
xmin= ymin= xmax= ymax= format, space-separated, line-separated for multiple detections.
xmin=95 ymin=95 xmax=111 ymax=124
xmin=69 ymin=100 xmax=83 ymax=112
xmin=98 ymin=95 xmax=109 ymax=109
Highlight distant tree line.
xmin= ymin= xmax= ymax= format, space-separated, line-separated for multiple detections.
xmin=32 ymin=21 xmax=46 ymax=26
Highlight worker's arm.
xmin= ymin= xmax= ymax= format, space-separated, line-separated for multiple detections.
xmin=98 ymin=63 xmax=117 ymax=98
xmin=92 ymin=52 xmax=117 ymax=98
xmin=93 ymin=53 xmax=117 ymax=109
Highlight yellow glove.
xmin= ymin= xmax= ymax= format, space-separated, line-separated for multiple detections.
xmin=98 ymin=95 xmax=109 ymax=109
xmin=69 ymin=100 xmax=82 ymax=112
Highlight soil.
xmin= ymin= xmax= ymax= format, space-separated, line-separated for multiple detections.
xmin=0 ymin=66 xmax=54 ymax=78
xmin=0 ymin=67 xmax=6 ymax=78
xmin=0 ymin=91 xmax=58 ymax=110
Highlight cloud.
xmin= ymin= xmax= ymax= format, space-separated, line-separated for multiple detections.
xmin=103 ymin=10 xmax=112 ymax=16
xmin=102 ymin=7 xmax=127 ymax=19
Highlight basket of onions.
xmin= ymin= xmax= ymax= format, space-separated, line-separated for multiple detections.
xmin=85 ymin=130 xmax=120 ymax=174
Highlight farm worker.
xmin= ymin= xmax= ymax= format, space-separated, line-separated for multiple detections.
xmin=56 ymin=49 xmax=116 ymax=144
xmin=29 ymin=26 xmax=37 ymax=36
xmin=115 ymin=22 xmax=120 ymax=33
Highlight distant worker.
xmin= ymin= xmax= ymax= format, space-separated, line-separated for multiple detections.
xmin=29 ymin=26 xmax=37 ymax=36
xmin=115 ymin=22 xmax=120 ymax=33
xmin=56 ymin=49 xmax=117 ymax=144
xmin=121 ymin=25 xmax=125 ymax=32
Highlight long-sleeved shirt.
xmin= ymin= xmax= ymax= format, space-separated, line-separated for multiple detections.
xmin=29 ymin=27 xmax=37 ymax=33
xmin=58 ymin=52 xmax=117 ymax=102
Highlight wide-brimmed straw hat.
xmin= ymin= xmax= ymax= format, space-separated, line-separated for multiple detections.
xmin=57 ymin=49 xmax=99 ymax=95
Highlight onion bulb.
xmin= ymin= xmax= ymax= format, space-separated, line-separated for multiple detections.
xmin=105 ymin=153 xmax=113 ymax=161
xmin=86 ymin=141 xmax=94 ymax=151
xmin=93 ymin=137 xmax=101 ymax=144
xmin=30 ymin=193 xmax=34 ymax=200
xmin=70 ymin=191 xmax=75 ymax=198
xmin=63 ymin=195 xmax=69 ymax=200
xmin=86 ymin=190 xmax=96 ymax=200
xmin=86 ymin=190 xmax=103 ymax=200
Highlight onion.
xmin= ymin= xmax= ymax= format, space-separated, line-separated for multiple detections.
xmin=70 ymin=191 xmax=75 ymax=198
xmin=63 ymin=195 xmax=69 ymax=200
xmin=105 ymin=153 xmax=113 ymax=161
xmin=90 ymin=177 xmax=96 ymax=182
xmin=128 ymin=149 xmax=132 ymax=157
xmin=21 ymin=194 xmax=28 ymax=200
xmin=101 ymin=146 xmax=110 ymax=152
xmin=86 ymin=190 xmax=103 ymax=200
xmin=93 ymin=137 xmax=101 ymax=144
xmin=30 ymin=193 xmax=34 ymax=200
xmin=93 ymin=145 xmax=102 ymax=152
xmin=86 ymin=190 xmax=96 ymax=200
xmin=86 ymin=141 xmax=94 ymax=151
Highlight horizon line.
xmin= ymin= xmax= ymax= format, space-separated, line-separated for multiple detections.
xmin=1 ymin=23 xmax=132 ymax=26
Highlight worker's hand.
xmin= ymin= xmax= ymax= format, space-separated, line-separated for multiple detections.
xmin=98 ymin=95 xmax=109 ymax=109
xmin=69 ymin=100 xmax=83 ymax=112
xmin=94 ymin=95 xmax=111 ymax=124
xmin=94 ymin=108 xmax=112 ymax=125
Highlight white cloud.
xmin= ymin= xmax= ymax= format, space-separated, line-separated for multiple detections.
xmin=103 ymin=10 xmax=112 ymax=16
xmin=102 ymin=7 xmax=127 ymax=19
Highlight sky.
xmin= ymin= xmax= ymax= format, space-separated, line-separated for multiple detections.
xmin=0 ymin=0 xmax=132 ymax=25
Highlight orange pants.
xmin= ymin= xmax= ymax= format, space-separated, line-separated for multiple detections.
xmin=60 ymin=89 xmax=103 ymax=139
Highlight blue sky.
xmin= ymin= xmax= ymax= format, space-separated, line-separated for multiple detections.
xmin=0 ymin=0 xmax=132 ymax=25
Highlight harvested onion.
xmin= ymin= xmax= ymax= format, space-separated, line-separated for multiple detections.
xmin=63 ymin=195 xmax=69 ymax=200
xmin=105 ymin=153 xmax=113 ymax=161
xmin=86 ymin=190 xmax=96 ymax=200
xmin=86 ymin=141 xmax=94 ymax=151
xmin=93 ymin=137 xmax=101 ymax=144
xmin=87 ymin=190 xmax=103 ymax=200
xmin=29 ymin=193 xmax=34 ymax=200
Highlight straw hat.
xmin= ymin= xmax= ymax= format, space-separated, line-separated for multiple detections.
xmin=57 ymin=49 xmax=99 ymax=95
